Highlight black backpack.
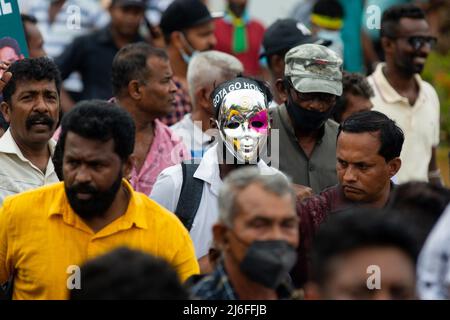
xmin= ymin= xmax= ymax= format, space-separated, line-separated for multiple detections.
xmin=174 ymin=161 xmax=204 ymax=231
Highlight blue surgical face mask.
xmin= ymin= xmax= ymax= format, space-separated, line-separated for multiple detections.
xmin=179 ymin=33 xmax=199 ymax=64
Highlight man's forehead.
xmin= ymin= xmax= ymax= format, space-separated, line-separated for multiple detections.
xmin=64 ymin=132 xmax=116 ymax=156
xmin=337 ymin=131 xmax=382 ymax=156
xmin=398 ymin=17 xmax=430 ymax=34
xmin=15 ymin=79 xmax=57 ymax=92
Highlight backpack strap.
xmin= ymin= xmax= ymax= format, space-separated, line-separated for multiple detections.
xmin=175 ymin=161 xmax=203 ymax=231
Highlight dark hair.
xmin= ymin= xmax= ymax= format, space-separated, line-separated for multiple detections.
xmin=338 ymin=110 xmax=404 ymax=162
xmin=310 ymin=208 xmax=419 ymax=285
xmin=388 ymin=182 xmax=450 ymax=248
xmin=111 ymin=42 xmax=168 ymax=97
xmin=381 ymin=4 xmax=426 ymax=38
xmin=21 ymin=13 xmax=38 ymax=25
xmin=69 ymin=247 xmax=189 ymax=300
xmin=2 ymin=57 xmax=62 ymax=104
xmin=0 ymin=36 xmax=21 ymax=55
xmin=333 ymin=72 xmax=374 ymax=123
xmin=312 ymin=0 xmax=343 ymax=18
xmin=0 ymin=112 xmax=8 ymax=131
xmin=58 ymin=100 xmax=135 ymax=163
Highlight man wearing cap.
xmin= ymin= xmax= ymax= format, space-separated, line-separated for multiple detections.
xmin=269 ymin=43 xmax=342 ymax=194
xmin=260 ymin=19 xmax=330 ymax=106
xmin=159 ymin=0 xmax=217 ymax=126
xmin=150 ymin=76 xmax=278 ymax=273
xmin=55 ymin=0 xmax=145 ymax=102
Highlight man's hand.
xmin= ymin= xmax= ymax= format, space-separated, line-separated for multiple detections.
xmin=0 ymin=61 xmax=12 ymax=92
xmin=292 ymin=183 xmax=313 ymax=202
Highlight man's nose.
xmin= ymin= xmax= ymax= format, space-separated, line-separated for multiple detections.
xmin=343 ymin=167 xmax=357 ymax=182
xmin=74 ymin=165 xmax=92 ymax=184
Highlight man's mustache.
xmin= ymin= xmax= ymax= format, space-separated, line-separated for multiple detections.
xmin=25 ymin=114 xmax=55 ymax=130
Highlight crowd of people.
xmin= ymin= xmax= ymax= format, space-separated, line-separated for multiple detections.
xmin=0 ymin=0 xmax=449 ymax=300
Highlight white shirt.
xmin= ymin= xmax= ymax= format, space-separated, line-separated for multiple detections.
xmin=170 ymin=114 xmax=215 ymax=159
xmin=150 ymin=144 xmax=278 ymax=259
xmin=367 ymin=63 xmax=440 ymax=183
xmin=0 ymin=129 xmax=59 ymax=205
xmin=417 ymin=204 xmax=450 ymax=299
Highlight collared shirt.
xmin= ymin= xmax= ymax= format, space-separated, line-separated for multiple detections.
xmin=214 ymin=15 xmax=265 ymax=76
xmin=367 ymin=63 xmax=440 ymax=183
xmin=0 ymin=179 xmax=199 ymax=300
xmin=269 ymin=104 xmax=339 ymax=194
xmin=55 ymin=25 xmax=143 ymax=101
xmin=30 ymin=0 xmax=109 ymax=92
xmin=160 ymin=77 xmax=192 ymax=126
xmin=150 ymin=144 xmax=278 ymax=259
xmin=130 ymin=119 xmax=190 ymax=195
xmin=0 ymin=129 xmax=58 ymax=205
xmin=190 ymin=261 xmax=297 ymax=300
xmin=170 ymin=114 xmax=215 ymax=158
xmin=417 ymin=204 xmax=450 ymax=300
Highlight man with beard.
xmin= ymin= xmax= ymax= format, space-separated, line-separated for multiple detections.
xmin=0 ymin=101 xmax=199 ymax=300
xmin=0 ymin=57 xmax=60 ymax=205
xmin=271 ymin=43 xmax=343 ymax=194
xmin=150 ymin=76 xmax=279 ymax=273
xmin=367 ymin=4 xmax=441 ymax=185
xmin=159 ymin=0 xmax=217 ymax=125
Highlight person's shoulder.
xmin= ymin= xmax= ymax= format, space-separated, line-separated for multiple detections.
xmin=419 ymin=79 xmax=440 ymax=102
xmin=325 ymin=118 xmax=339 ymax=131
xmin=1 ymin=182 xmax=64 ymax=217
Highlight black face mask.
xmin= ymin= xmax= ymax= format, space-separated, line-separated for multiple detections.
xmin=235 ymin=237 xmax=297 ymax=289
xmin=65 ymin=172 xmax=123 ymax=220
xmin=285 ymin=93 xmax=334 ymax=132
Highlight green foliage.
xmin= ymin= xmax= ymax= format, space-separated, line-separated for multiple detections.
xmin=422 ymin=51 xmax=450 ymax=145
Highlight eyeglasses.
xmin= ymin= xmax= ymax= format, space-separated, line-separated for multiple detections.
xmin=394 ymin=36 xmax=438 ymax=50
xmin=286 ymin=79 xmax=336 ymax=104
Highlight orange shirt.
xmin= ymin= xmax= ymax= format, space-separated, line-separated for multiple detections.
xmin=0 ymin=179 xmax=199 ymax=300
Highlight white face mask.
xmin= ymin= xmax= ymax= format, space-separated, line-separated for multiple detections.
xmin=217 ymin=89 xmax=269 ymax=163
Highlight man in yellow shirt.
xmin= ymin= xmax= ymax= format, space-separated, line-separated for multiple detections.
xmin=0 ymin=100 xmax=199 ymax=300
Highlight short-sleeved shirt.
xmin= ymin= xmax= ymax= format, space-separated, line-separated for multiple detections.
xmin=0 ymin=129 xmax=58 ymax=205
xmin=55 ymin=25 xmax=143 ymax=101
xmin=367 ymin=63 xmax=440 ymax=183
xmin=0 ymin=179 xmax=199 ymax=300
xmin=130 ymin=119 xmax=190 ymax=195
xmin=269 ymin=104 xmax=339 ymax=194
xmin=170 ymin=114 xmax=215 ymax=158
xmin=150 ymin=144 xmax=278 ymax=259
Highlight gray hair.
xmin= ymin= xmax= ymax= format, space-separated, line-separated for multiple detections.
xmin=218 ymin=167 xmax=296 ymax=227
xmin=187 ymin=50 xmax=244 ymax=106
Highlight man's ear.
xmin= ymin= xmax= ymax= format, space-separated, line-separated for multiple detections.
xmin=196 ymin=87 xmax=210 ymax=112
xmin=123 ymin=155 xmax=134 ymax=181
xmin=275 ymin=79 xmax=288 ymax=103
xmin=170 ymin=31 xmax=184 ymax=50
xmin=1 ymin=101 xmax=11 ymax=123
xmin=127 ymin=80 xmax=142 ymax=100
xmin=381 ymin=36 xmax=394 ymax=55
xmin=387 ymin=157 xmax=401 ymax=178
xmin=212 ymin=223 xmax=229 ymax=251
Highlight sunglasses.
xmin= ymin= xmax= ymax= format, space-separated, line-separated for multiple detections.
xmin=394 ymin=36 xmax=438 ymax=50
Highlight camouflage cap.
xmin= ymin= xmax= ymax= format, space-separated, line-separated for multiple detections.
xmin=284 ymin=44 xmax=343 ymax=96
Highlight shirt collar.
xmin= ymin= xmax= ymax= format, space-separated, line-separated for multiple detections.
xmin=372 ymin=63 xmax=424 ymax=105
xmin=48 ymin=179 xmax=148 ymax=232
xmin=0 ymin=128 xmax=56 ymax=161
xmin=194 ymin=144 xmax=272 ymax=195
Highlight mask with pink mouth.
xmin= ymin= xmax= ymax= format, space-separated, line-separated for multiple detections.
xmin=212 ymin=77 xmax=271 ymax=163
